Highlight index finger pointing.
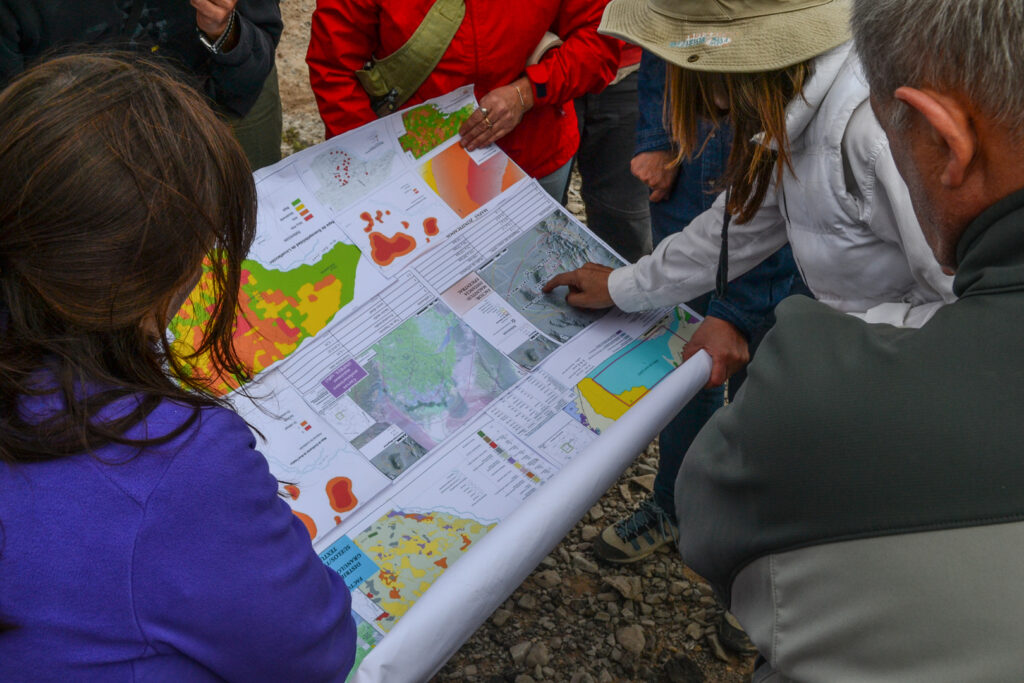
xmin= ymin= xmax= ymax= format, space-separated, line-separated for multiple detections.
xmin=542 ymin=271 xmax=576 ymax=293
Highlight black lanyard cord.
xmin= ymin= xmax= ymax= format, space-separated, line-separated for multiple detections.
xmin=715 ymin=192 xmax=732 ymax=298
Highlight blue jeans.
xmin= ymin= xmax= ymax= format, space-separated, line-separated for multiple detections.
xmin=654 ymin=360 xmax=725 ymax=519
xmin=537 ymin=157 xmax=573 ymax=204
xmin=637 ymin=53 xmax=804 ymax=521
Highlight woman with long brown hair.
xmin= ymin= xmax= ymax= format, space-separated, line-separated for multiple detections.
xmin=0 ymin=53 xmax=355 ymax=679
xmin=543 ymin=0 xmax=956 ymax=563
xmin=546 ymin=0 xmax=954 ymax=330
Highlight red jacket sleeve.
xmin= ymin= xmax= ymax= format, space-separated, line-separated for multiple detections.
xmin=524 ymin=0 xmax=621 ymax=106
xmin=307 ymin=0 xmax=380 ymax=138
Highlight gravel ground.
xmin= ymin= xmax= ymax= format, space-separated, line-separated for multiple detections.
xmin=275 ymin=5 xmax=755 ymax=680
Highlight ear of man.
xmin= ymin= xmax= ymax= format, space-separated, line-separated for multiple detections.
xmin=893 ymin=86 xmax=976 ymax=188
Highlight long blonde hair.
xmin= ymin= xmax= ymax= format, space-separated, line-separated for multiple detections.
xmin=665 ymin=61 xmax=812 ymax=223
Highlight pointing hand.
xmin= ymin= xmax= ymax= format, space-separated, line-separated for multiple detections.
xmin=541 ymin=262 xmax=616 ymax=309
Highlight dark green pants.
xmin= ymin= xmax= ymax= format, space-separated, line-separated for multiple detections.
xmin=224 ymin=64 xmax=282 ymax=171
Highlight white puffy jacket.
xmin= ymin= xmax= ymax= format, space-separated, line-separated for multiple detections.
xmin=607 ymin=42 xmax=955 ymax=328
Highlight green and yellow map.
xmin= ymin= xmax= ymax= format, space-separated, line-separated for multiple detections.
xmin=169 ymin=242 xmax=362 ymax=395
xmin=398 ymin=103 xmax=475 ymax=159
xmin=353 ymin=509 xmax=495 ymax=632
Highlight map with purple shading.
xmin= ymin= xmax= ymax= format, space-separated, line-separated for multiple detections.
xmin=345 ymin=301 xmax=521 ymax=450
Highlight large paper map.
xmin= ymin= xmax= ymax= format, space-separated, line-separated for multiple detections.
xmin=178 ymin=86 xmax=703 ymax=680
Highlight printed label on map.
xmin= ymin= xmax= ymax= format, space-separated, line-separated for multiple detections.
xmin=320 ymin=536 xmax=380 ymax=591
xmin=322 ymin=359 xmax=369 ymax=398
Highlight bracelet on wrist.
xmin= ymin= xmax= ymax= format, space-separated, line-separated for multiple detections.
xmin=513 ymin=84 xmax=527 ymax=113
xmin=197 ymin=10 xmax=236 ymax=55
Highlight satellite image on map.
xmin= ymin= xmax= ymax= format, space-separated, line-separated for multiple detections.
xmin=476 ymin=209 xmax=625 ymax=343
xmin=345 ymin=301 xmax=522 ymax=451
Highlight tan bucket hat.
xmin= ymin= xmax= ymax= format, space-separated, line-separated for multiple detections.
xmin=600 ymin=0 xmax=851 ymax=73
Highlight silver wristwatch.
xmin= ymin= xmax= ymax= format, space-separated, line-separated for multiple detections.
xmin=197 ymin=10 xmax=236 ymax=55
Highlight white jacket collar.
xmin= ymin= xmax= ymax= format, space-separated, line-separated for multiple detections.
xmin=757 ymin=41 xmax=853 ymax=150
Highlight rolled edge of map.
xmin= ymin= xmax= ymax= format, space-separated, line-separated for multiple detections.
xmin=352 ymin=350 xmax=712 ymax=683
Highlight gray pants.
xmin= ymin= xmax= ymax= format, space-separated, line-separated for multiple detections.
xmin=537 ymin=157 xmax=574 ymax=204
xmin=574 ymin=71 xmax=652 ymax=263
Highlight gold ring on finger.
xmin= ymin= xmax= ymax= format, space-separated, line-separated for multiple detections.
xmin=484 ymin=116 xmax=494 ymax=128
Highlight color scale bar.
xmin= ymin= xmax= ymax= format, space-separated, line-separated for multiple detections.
xmin=476 ymin=430 xmax=542 ymax=485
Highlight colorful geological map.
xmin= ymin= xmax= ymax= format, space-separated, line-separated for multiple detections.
xmin=398 ymin=102 xmax=475 ymax=159
xmin=353 ymin=509 xmax=495 ymax=632
xmin=420 ymin=143 xmax=526 ymax=218
xmin=169 ymin=242 xmax=362 ymax=394
xmin=285 ymin=476 xmax=359 ymax=541
xmin=564 ymin=307 xmax=702 ymax=434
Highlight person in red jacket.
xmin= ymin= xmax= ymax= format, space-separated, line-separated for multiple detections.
xmin=306 ymin=0 xmax=621 ymax=199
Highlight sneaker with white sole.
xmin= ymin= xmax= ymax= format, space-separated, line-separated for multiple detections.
xmin=593 ymin=497 xmax=678 ymax=563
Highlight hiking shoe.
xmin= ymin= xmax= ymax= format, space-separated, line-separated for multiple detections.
xmin=717 ymin=611 xmax=758 ymax=656
xmin=593 ymin=497 xmax=678 ymax=563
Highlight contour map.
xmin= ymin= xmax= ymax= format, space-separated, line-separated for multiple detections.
xmin=346 ymin=301 xmax=521 ymax=451
xmin=170 ymin=242 xmax=361 ymax=395
xmin=477 ymin=209 xmax=624 ymax=343
xmin=564 ymin=307 xmax=702 ymax=434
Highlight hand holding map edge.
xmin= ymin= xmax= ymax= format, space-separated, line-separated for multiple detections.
xmin=682 ymin=315 xmax=750 ymax=389
xmin=542 ymin=262 xmax=615 ymax=309
xmin=459 ymin=78 xmax=533 ymax=151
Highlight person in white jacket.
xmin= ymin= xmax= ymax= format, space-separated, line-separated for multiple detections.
xmin=541 ymin=0 xmax=957 ymax=615
xmin=544 ymin=0 xmax=955 ymax=386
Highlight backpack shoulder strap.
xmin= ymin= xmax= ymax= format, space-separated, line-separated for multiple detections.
xmin=356 ymin=0 xmax=466 ymax=116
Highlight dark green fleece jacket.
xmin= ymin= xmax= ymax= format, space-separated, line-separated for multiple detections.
xmin=678 ymin=186 xmax=1024 ymax=601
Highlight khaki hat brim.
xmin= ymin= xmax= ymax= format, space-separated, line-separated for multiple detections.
xmin=600 ymin=0 xmax=851 ymax=73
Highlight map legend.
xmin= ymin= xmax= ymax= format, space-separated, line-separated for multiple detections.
xmin=291 ymin=198 xmax=314 ymax=221
xmin=477 ymin=430 xmax=543 ymax=485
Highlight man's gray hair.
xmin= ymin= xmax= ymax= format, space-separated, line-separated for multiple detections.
xmin=852 ymin=0 xmax=1024 ymax=135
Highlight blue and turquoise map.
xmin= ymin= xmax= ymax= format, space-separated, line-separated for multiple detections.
xmin=564 ymin=308 xmax=702 ymax=434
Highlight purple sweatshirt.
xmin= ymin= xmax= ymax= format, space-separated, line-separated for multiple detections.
xmin=0 ymin=398 xmax=355 ymax=681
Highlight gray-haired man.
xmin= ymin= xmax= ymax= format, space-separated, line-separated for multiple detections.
xmin=675 ymin=1 xmax=1024 ymax=680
